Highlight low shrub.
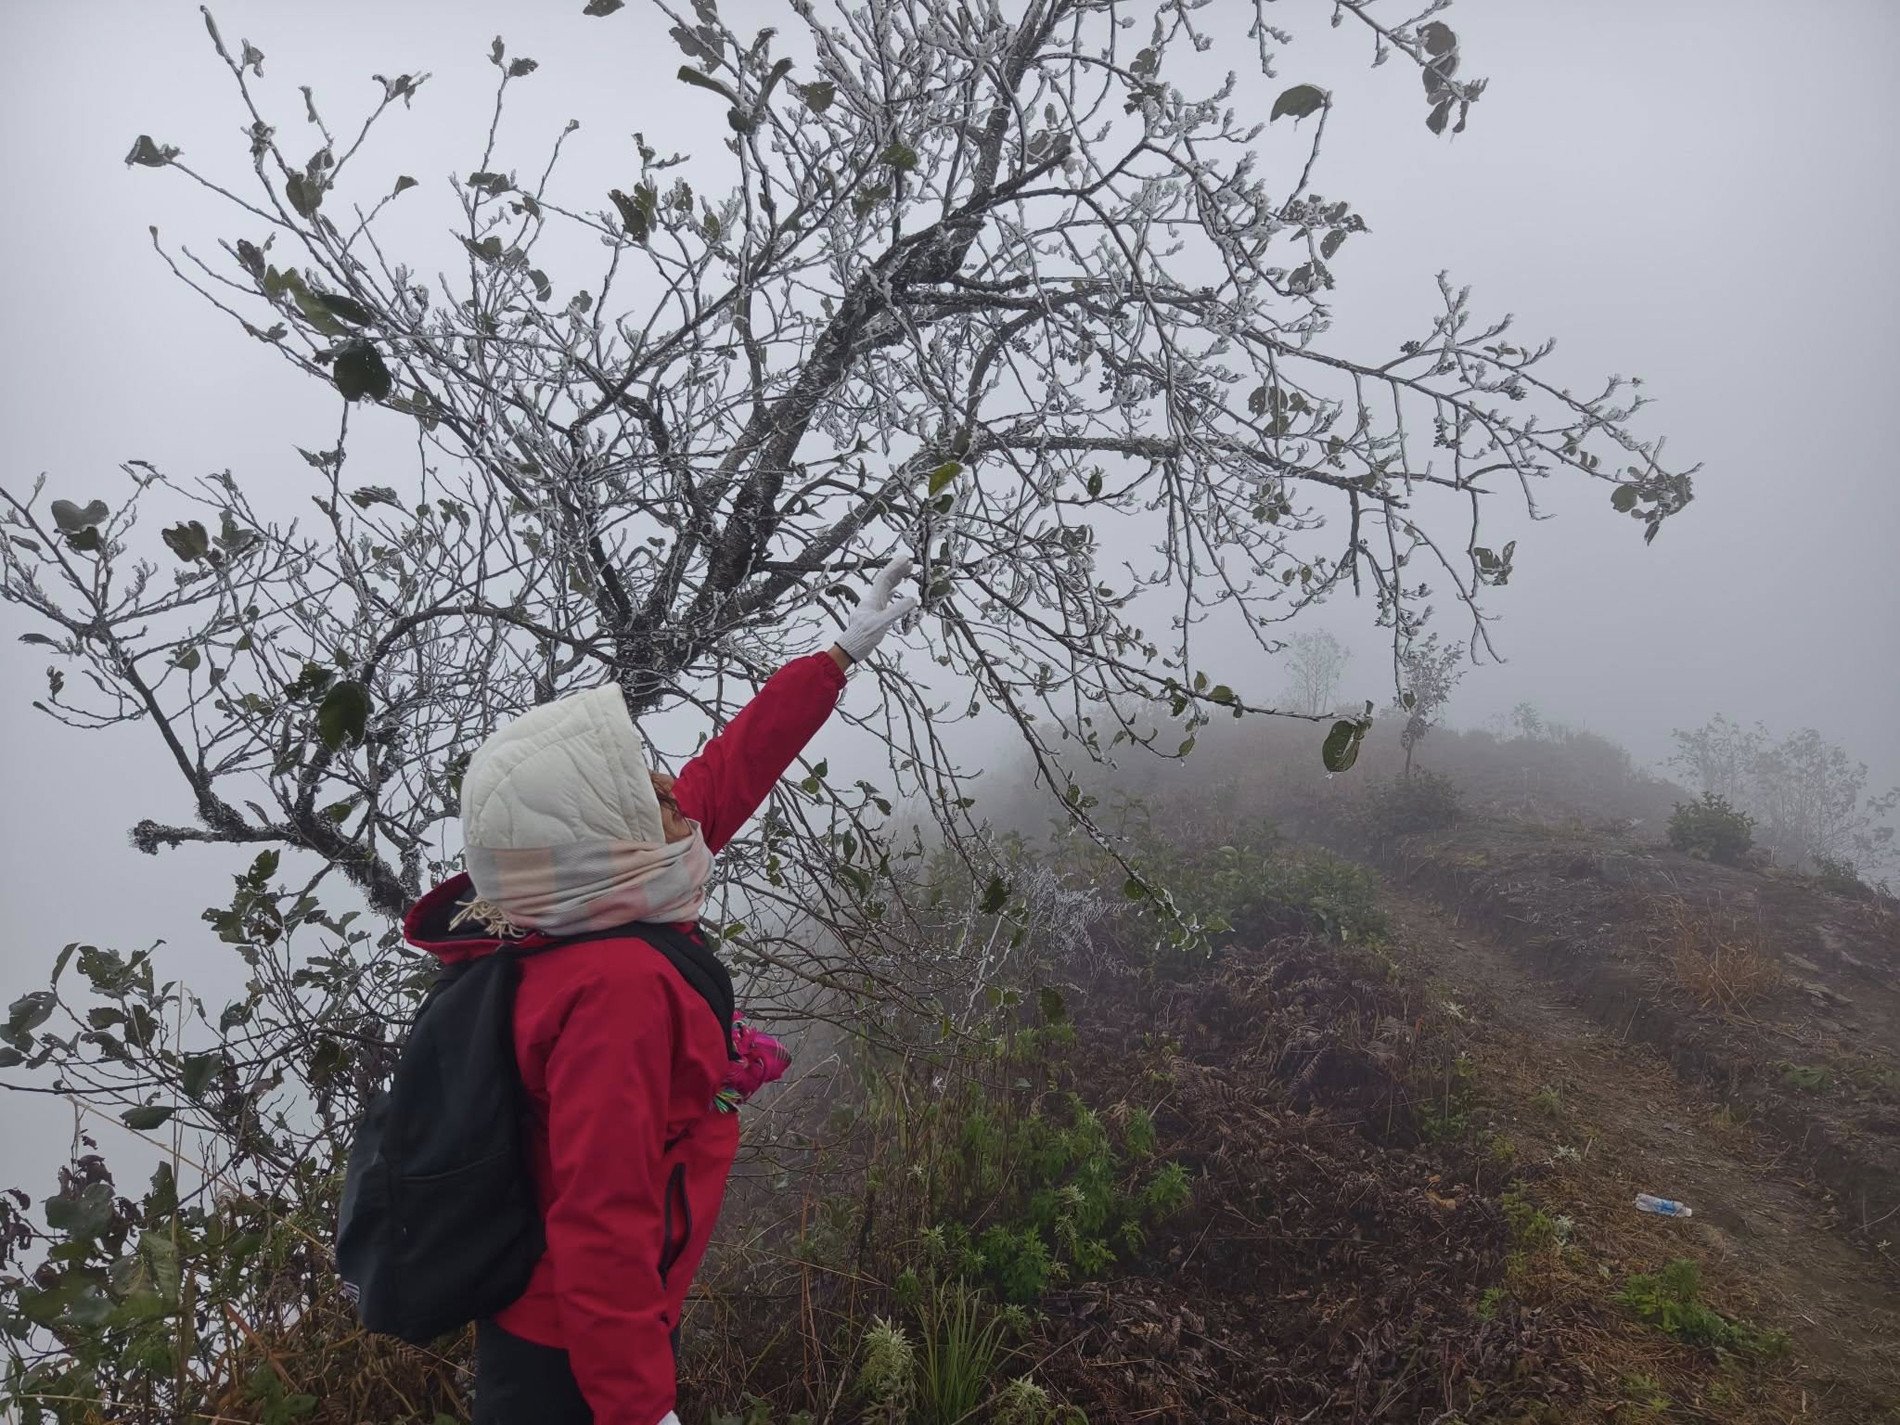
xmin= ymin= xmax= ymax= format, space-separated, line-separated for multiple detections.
xmin=1125 ymin=824 xmax=1389 ymax=949
xmin=1779 ymin=1063 xmax=1832 ymax=1094
xmin=1352 ymin=770 xmax=1464 ymax=842
xmin=927 ymin=1092 xmax=1190 ymax=1303
xmin=993 ymin=1375 xmax=1058 ymax=1425
xmin=854 ymin=1317 xmax=916 ymax=1425
xmin=1616 ymin=1258 xmax=1789 ymax=1358
xmin=1810 ymin=854 xmax=1871 ymax=898
xmin=1666 ymin=793 xmax=1754 ymax=864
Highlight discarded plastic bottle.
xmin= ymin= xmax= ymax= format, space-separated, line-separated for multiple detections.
xmin=1634 ymin=1193 xmax=1694 ymax=1219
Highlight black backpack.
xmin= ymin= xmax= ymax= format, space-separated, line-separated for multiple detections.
xmin=335 ymin=919 xmax=734 ymax=1344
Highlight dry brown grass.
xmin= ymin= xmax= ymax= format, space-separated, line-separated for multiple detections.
xmin=1648 ymin=896 xmax=1785 ymax=1019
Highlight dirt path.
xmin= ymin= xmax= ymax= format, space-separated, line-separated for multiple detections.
xmin=1376 ymin=884 xmax=1900 ymax=1417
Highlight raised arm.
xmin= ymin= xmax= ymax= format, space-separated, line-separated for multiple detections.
xmin=671 ymin=559 xmax=917 ymax=854
xmin=670 ymin=652 xmax=847 ymax=854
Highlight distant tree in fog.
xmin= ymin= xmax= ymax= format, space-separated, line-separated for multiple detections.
xmin=1671 ymin=716 xmax=1897 ymax=876
xmin=1283 ymin=631 xmax=1351 ymax=717
xmin=1669 ymin=714 xmax=1758 ymax=807
xmin=1397 ymin=632 xmax=1466 ymax=777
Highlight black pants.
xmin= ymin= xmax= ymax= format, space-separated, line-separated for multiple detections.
xmin=472 ymin=1320 xmax=681 ymax=1424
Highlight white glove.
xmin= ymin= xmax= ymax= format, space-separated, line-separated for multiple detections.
xmin=834 ymin=556 xmax=920 ymax=664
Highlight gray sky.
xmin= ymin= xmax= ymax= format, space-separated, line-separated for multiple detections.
xmin=3 ymin=1 xmax=1897 ymax=1151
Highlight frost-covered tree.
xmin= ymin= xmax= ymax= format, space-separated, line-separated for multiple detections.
xmin=3 ymin=0 xmax=1689 ymax=926
xmin=0 ymin=2 xmax=1694 ymax=1413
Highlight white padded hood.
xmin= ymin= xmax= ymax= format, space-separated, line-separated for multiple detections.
xmin=460 ymin=683 xmax=666 ymax=851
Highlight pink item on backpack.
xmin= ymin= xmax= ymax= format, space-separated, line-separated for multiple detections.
xmin=715 ymin=1017 xmax=791 ymax=1110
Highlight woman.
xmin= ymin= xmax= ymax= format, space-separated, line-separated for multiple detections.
xmin=401 ymin=560 xmax=918 ymax=1425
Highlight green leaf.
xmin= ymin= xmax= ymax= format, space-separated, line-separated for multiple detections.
xmin=507 ymin=57 xmax=538 ymax=78
xmin=148 ymin=1160 xmax=179 ymax=1216
xmin=161 ymin=520 xmax=210 ymax=562
xmin=610 ymin=184 xmax=658 ymax=242
xmin=677 ymin=66 xmax=738 ymax=102
xmin=287 ymin=288 xmax=347 ymax=338
xmin=1122 ymin=876 xmax=1149 ymax=902
xmin=1419 ymin=21 xmax=1457 ymax=55
xmin=800 ymin=80 xmax=835 ymax=113
xmin=121 ymin=1105 xmax=174 ymax=1131
xmin=138 ymin=1229 xmax=182 ymax=1304
xmin=393 ymin=174 xmax=418 ymax=196
xmin=45 ymin=1181 xmax=114 ymax=1238
xmin=17 ymin=632 xmax=58 ymax=647
xmin=1611 ymin=483 xmax=1640 ymax=512
xmin=284 ymin=170 xmax=324 ymax=218
xmin=1321 ymin=718 xmax=1368 ymax=773
xmin=880 ymin=141 xmax=919 ymax=172
xmin=124 ymin=134 xmax=180 ymax=168
xmin=317 ymin=291 xmax=375 ymax=326
xmin=1207 ymin=684 xmax=1237 ymax=706
xmin=169 ymin=646 xmax=201 ymax=672
xmin=181 ymin=1053 xmax=220 ymax=1099
xmin=1270 ymin=85 xmax=1328 ymax=122
xmin=50 ymin=499 xmax=109 ymax=534
xmin=7 ymin=991 xmax=55 ymax=1036
xmin=460 ymin=235 xmax=505 ymax=265
xmin=926 ymin=461 xmax=961 ymax=495
xmin=316 ymin=680 xmax=371 ymax=750
xmin=332 ymin=339 xmax=393 ymax=402
xmin=1038 ymin=986 xmax=1067 ymax=1024
xmin=583 ymin=0 xmax=624 ymax=13
xmin=979 ymin=876 xmax=1009 ymax=915
xmin=219 ymin=513 xmax=254 ymax=558
xmin=349 ymin=485 xmax=401 ymax=509
xmin=66 ymin=526 xmax=103 ymax=553
xmin=670 ymin=22 xmax=721 ymax=67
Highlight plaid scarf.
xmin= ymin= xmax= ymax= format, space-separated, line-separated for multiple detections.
xmin=463 ymin=827 xmax=713 ymax=936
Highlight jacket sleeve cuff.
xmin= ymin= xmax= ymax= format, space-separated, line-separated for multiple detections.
xmin=809 ymin=648 xmax=849 ymax=689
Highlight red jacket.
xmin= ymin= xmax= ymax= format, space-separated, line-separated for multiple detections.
xmin=403 ymin=652 xmax=846 ymax=1425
